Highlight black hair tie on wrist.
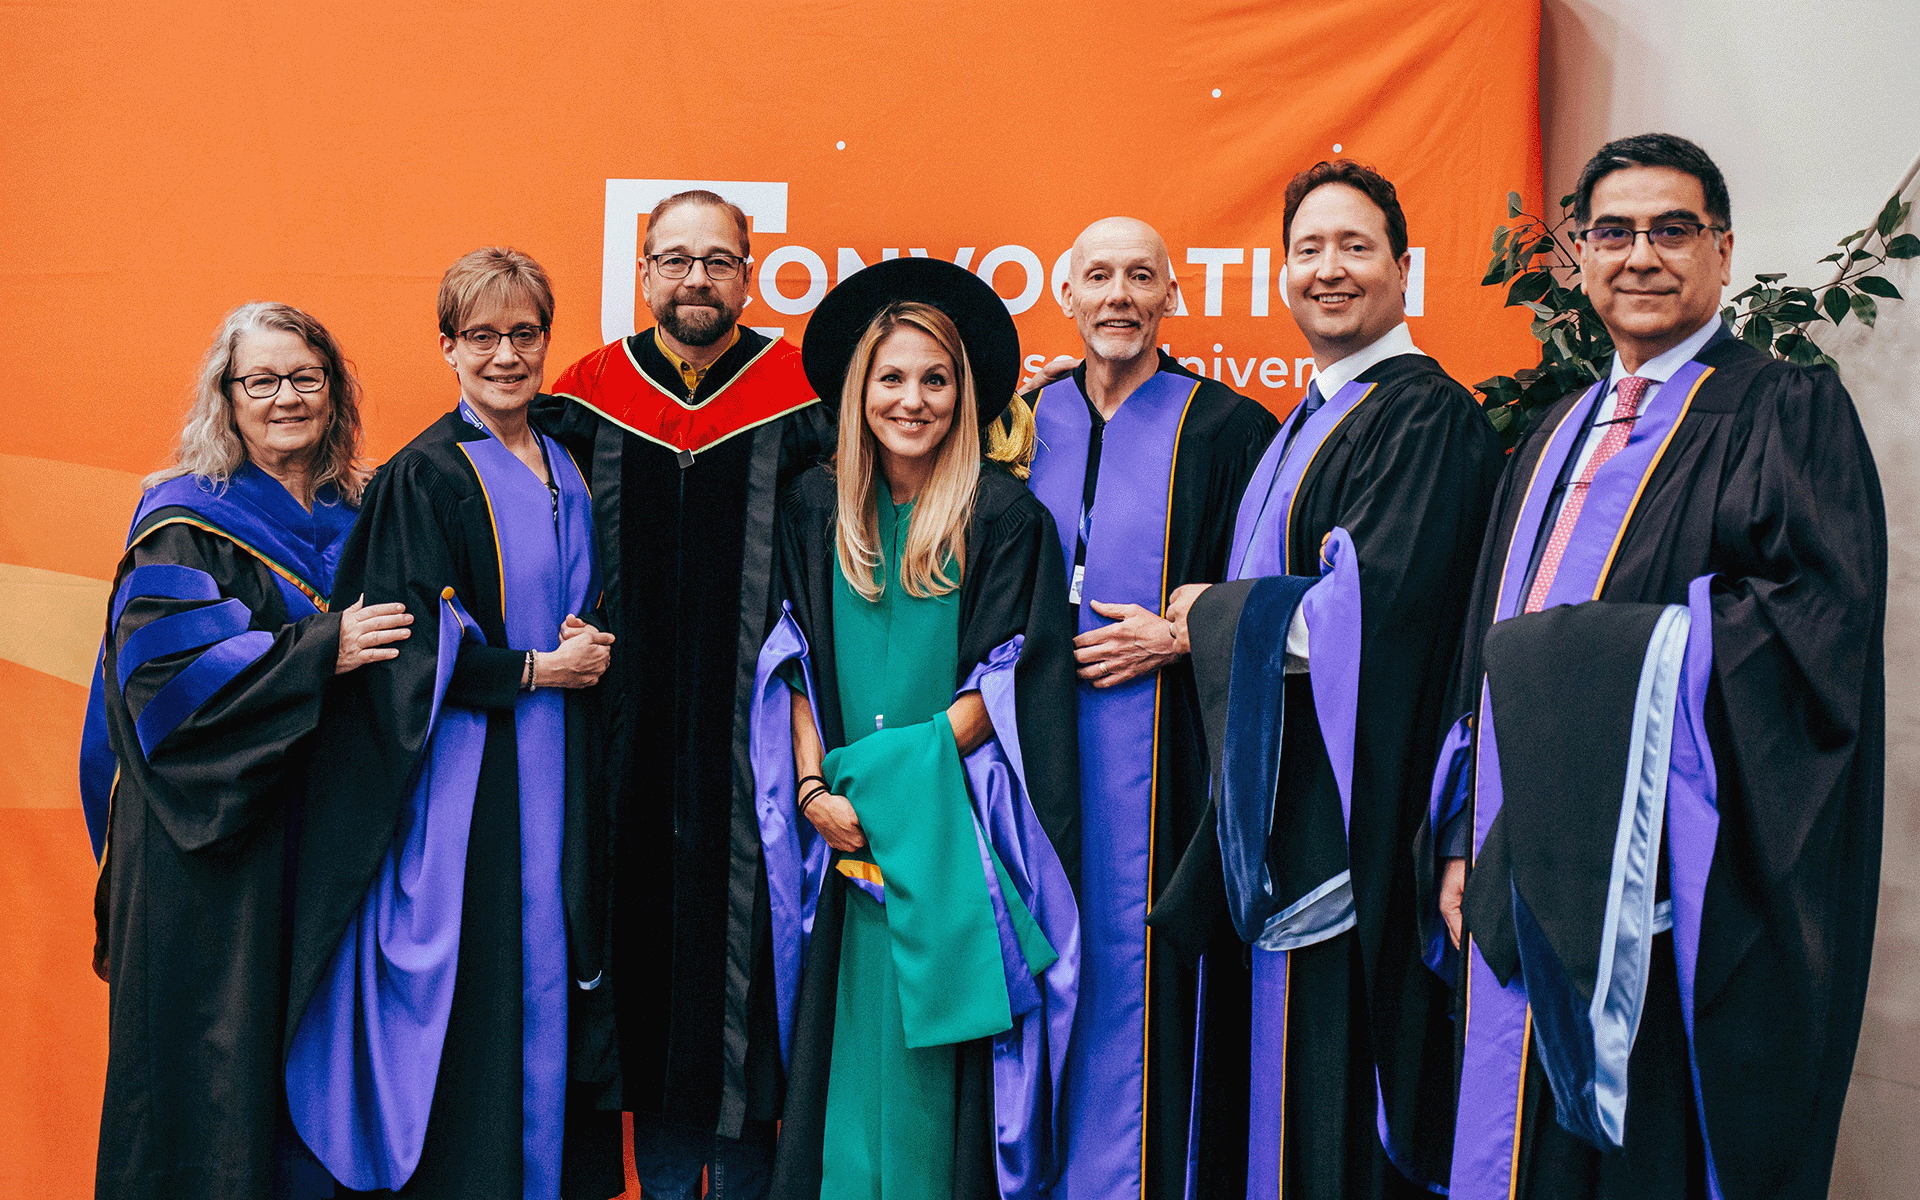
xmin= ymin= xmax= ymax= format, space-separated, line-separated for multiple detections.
xmin=797 ymin=782 xmax=831 ymax=817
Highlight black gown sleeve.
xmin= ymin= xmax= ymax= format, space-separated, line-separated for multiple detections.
xmin=321 ymin=449 xmax=472 ymax=788
xmin=1192 ymin=395 xmax=1282 ymax=585
xmin=110 ymin=521 xmax=342 ymax=852
xmin=764 ymin=467 xmax=847 ymax=1200
xmin=769 ymin=468 xmax=843 ymax=746
xmin=1209 ymin=397 xmax=1284 ymax=518
xmin=287 ymin=447 xmax=480 ymax=1052
xmin=958 ymin=476 xmax=1081 ymax=887
xmin=1705 ymin=363 xmax=1885 ymax=895
xmin=1156 ymin=378 xmax=1501 ymax=953
xmin=1687 ymin=365 xmax=1886 ymax=1198
xmin=447 ymin=643 xmax=526 ymax=709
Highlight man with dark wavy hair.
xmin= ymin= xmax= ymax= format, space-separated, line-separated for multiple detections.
xmin=1152 ymin=159 xmax=1503 ymax=1200
xmin=1431 ymin=132 xmax=1885 ymax=1200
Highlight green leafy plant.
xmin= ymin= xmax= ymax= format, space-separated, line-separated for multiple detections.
xmin=1474 ymin=189 xmax=1915 ymax=446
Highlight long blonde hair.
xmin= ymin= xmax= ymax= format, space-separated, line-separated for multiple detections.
xmin=145 ymin=302 xmax=369 ymax=505
xmin=986 ymin=394 xmax=1037 ymax=478
xmin=834 ymin=303 xmax=981 ymax=602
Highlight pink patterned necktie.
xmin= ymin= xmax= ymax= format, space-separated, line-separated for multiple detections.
xmin=1524 ymin=375 xmax=1650 ymax=613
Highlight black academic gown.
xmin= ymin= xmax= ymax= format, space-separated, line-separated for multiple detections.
xmin=537 ymin=330 xmax=835 ymax=1136
xmin=765 ymin=464 xmax=1082 ymax=1200
xmin=1027 ymin=355 xmax=1280 ymax=1200
xmin=1438 ymin=333 xmax=1886 ymax=1200
xmin=94 ymin=521 xmax=342 ymax=1200
xmin=1152 ymin=353 xmax=1503 ymax=1199
xmin=287 ymin=411 xmax=623 ymax=1200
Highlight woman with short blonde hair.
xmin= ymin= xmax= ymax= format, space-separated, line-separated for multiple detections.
xmin=284 ymin=247 xmax=623 ymax=1199
xmin=435 ymin=244 xmax=554 ymax=340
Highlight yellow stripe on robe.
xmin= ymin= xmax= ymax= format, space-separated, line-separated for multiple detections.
xmin=835 ymin=859 xmax=885 ymax=886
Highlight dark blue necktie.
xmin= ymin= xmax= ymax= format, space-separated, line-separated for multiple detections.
xmin=1278 ymin=379 xmax=1327 ymax=463
xmin=1300 ymin=378 xmax=1327 ymax=419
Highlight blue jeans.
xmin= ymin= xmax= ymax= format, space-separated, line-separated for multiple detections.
xmin=629 ymin=1113 xmax=775 ymax=1200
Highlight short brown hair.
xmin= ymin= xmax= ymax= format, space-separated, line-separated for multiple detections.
xmin=437 ymin=246 xmax=554 ymax=338
xmin=642 ymin=190 xmax=751 ymax=257
xmin=1283 ymin=160 xmax=1409 ymax=260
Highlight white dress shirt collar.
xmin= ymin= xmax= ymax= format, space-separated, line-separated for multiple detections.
xmin=1306 ymin=322 xmax=1423 ymax=401
xmin=1605 ymin=316 xmax=1722 ymax=391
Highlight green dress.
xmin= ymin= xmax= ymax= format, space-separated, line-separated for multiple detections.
xmin=817 ymin=483 xmax=1053 ymax=1200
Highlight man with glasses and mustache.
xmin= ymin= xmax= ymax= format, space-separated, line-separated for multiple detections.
xmin=541 ymin=189 xmax=832 ymax=1199
xmin=1431 ymin=133 xmax=1885 ymax=1200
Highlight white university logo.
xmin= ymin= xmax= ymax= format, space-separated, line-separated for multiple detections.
xmin=599 ymin=177 xmax=1426 ymax=390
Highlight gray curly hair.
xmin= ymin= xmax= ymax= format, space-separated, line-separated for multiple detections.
xmin=145 ymin=301 xmax=369 ymax=505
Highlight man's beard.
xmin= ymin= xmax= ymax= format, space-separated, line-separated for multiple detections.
xmin=656 ymin=294 xmax=738 ymax=347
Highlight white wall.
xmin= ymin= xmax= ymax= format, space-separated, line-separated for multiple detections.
xmin=1540 ymin=3 xmax=1920 ymax=1197
xmin=1542 ymin=0 xmax=1920 ymax=286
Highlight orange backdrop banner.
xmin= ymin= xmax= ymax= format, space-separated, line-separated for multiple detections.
xmin=0 ymin=1 xmax=1540 ymax=1194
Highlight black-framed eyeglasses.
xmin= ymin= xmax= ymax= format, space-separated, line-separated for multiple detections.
xmin=646 ymin=253 xmax=749 ymax=280
xmin=455 ymin=325 xmax=550 ymax=353
xmin=230 ymin=367 xmax=329 ymax=399
xmin=1576 ymin=221 xmax=1727 ymax=253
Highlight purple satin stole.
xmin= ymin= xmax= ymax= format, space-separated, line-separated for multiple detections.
xmin=959 ymin=636 xmax=1081 ymax=1200
xmin=1226 ymin=377 xmax=1373 ymax=841
xmin=749 ymin=605 xmax=831 ymax=1065
xmin=287 ymin=402 xmax=596 ymax=1198
xmin=286 ymin=588 xmax=486 ymax=1191
xmin=1668 ymin=576 xmax=1724 ymax=1198
xmin=1221 ymin=379 xmax=1389 ymax=1200
xmin=1451 ymin=360 xmax=1722 ymax=1200
xmin=1029 ymin=369 xmax=1195 ymax=1200
xmin=1225 ymin=379 xmax=1373 ymax=581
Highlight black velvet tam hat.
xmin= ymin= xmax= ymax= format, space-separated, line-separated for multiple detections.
xmin=801 ymin=257 xmax=1021 ymax=427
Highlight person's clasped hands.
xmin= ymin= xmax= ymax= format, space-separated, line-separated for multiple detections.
xmin=533 ymin=614 xmax=615 ymax=688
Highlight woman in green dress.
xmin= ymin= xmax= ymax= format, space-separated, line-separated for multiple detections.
xmin=755 ymin=258 xmax=1082 ymax=1200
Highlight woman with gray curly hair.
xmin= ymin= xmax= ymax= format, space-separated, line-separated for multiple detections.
xmin=82 ymin=300 xmax=411 ymax=1200
xmin=283 ymin=247 xmax=621 ymax=1200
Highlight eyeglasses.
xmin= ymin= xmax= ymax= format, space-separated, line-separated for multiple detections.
xmin=646 ymin=253 xmax=749 ymax=280
xmin=455 ymin=325 xmax=550 ymax=353
xmin=1576 ymin=221 xmax=1727 ymax=254
xmin=230 ymin=368 xmax=329 ymax=399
